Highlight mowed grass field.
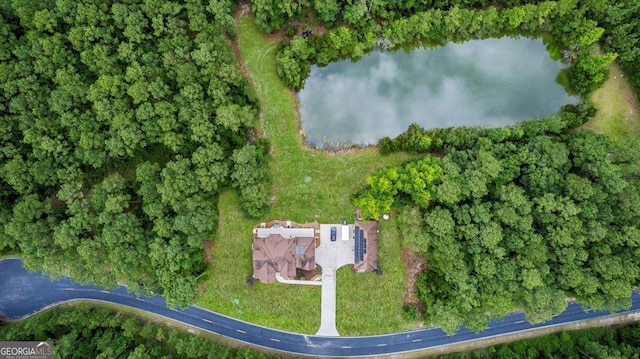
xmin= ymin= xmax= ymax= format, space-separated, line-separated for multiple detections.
xmin=195 ymin=16 xmax=417 ymax=335
xmin=583 ymin=62 xmax=640 ymax=142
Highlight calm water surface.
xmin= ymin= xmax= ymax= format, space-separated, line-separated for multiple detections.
xmin=298 ymin=38 xmax=578 ymax=148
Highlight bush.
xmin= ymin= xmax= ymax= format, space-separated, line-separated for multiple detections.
xmin=402 ymin=303 xmax=420 ymax=321
xmin=568 ymin=52 xmax=618 ymax=94
xmin=377 ymin=105 xmax=598 ymax=156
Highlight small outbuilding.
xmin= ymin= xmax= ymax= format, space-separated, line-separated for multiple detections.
xmin=353 ymin=219 xmax=378 ymax=272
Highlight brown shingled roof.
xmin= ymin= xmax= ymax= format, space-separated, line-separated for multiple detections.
xmin=353 ymin=219 xmax=378 ymax=272
xmin=252 ymin=228 xmax=316 ymax=283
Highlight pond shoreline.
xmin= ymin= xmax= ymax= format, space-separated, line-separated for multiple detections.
xmin=298 ymin=37 xmax=579 ymax=149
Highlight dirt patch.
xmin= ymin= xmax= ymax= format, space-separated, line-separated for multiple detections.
xmin=231 ymin=41 xmax=251 ymax=83
xmin=402 ymin=248 xmax=426 ymax=306
xmin=203 ymin=240 xmax=213 ymax=264
xmin=298 ymin=267 xmax=322 ymax=280
xmin=290 ymin=88 xmax=303 ymax=138
xmin=285 ymin=20 xmax=327 ymax=39
xmin=229 ymin=19 xmax=252 ymax=87
xmin=233 ymin=1 xmax=288 ymax=43
xmin=234 ymin=1 xmax=251 ymax=18
xmin=265 ymin=11 xmax=328 ymax=43
xmin=264 ymin=28 xmax=289 ymax=43
xmin=197 ymin=241 xmax=212 ymax=295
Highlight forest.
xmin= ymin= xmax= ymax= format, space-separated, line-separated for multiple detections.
xmin=363 ymin=131 xmax=640 ymax=333
xmin=439 ymin=321 xmax=640 ymax=358
xmin=0 ymin=305 xmax=274 ymax=358
xmin=0 ymin=0 xmax=271 ymax=307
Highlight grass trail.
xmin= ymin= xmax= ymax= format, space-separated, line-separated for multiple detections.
xmin=583 ymin=62 xmax=640 ymax=142
xmin=196 ymin=16 xmax=416 ymax=335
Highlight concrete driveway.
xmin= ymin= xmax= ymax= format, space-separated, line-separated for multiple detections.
xmin=314 ymin=224 xmax=355 ymax=336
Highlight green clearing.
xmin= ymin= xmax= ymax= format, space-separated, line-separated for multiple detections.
xmin=195 ymin=16 xmax=416 ymax=335
xmin=583 ymin=62 xmax=640 ymax=142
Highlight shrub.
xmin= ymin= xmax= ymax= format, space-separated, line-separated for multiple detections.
xmin=402 ymin=303 xmax=420 ymax=321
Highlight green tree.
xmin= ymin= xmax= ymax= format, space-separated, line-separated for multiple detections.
xmin=230 ymin=145 xmax=271 ymax=217
xmin=569 ymin=52 xmax=618 ymax=94
xmin=251 ymin=0 xmax=300 ymax=32
xmin=314 ymin=0 xmax=341 ymax=24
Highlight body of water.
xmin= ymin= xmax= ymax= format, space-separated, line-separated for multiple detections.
xmin=298 ymin=38 xmax=579 ymax=148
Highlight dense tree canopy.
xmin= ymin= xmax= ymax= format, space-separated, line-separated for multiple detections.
xmin=0 ymin=305 xmax=274 ymax=359
xmin=253 ymin=0 xmax=556 ymax=32
xmin=588 ymin=0 xmax=640 ymax=93
xmin=441 ymin=321 xmax=640 ymax=358
xmin=358 ymin=132 xmax=640 ymax=333
xmin=353 ymin=156 xmax=442 ymax=220
xmin=0 ymin=0 xmax=270 ymax=306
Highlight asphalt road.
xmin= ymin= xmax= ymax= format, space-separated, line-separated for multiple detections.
xmin=1 ymin=258 xmax=639 ymax=357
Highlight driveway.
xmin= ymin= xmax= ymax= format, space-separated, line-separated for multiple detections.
xmin=314 ymin=224 xmax=355 ymax=336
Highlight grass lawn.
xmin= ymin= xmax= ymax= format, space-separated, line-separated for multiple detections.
xmin=336 ymin=211 xmax=410 ymax=335
xmin=195 ymin=16 xmax=417 ymax=335
xmin=582 ymin=62 xmax=640 ymax=142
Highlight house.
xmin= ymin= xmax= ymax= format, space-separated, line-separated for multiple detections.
xmin=252 ymin=221 xmax=318 ymax=283
xmin=251 ymin=216 xmax=379 ymax=284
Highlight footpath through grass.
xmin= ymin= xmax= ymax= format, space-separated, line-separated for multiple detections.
xmin=583 ymin=62 xmax=640 ymax=142
xmin=196 ymin=16 xmax=416 ymax=335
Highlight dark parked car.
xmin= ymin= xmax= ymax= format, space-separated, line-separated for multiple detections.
xmin=330 ymin=227 xmax=337 ymax=241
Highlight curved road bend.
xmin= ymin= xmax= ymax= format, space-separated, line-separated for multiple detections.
xmin=1 ymin=258 xmax=639 ymax=357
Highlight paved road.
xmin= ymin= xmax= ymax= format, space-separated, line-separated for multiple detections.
xmin=1 ymin=258 xmax=639 ymax=357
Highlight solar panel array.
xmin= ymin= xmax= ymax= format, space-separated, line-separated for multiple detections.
xmin=354 ymin=227 xmax=366 ymax=263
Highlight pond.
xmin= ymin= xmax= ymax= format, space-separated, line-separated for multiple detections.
xmin=298 ymin=37 xmax=579 ymax=148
